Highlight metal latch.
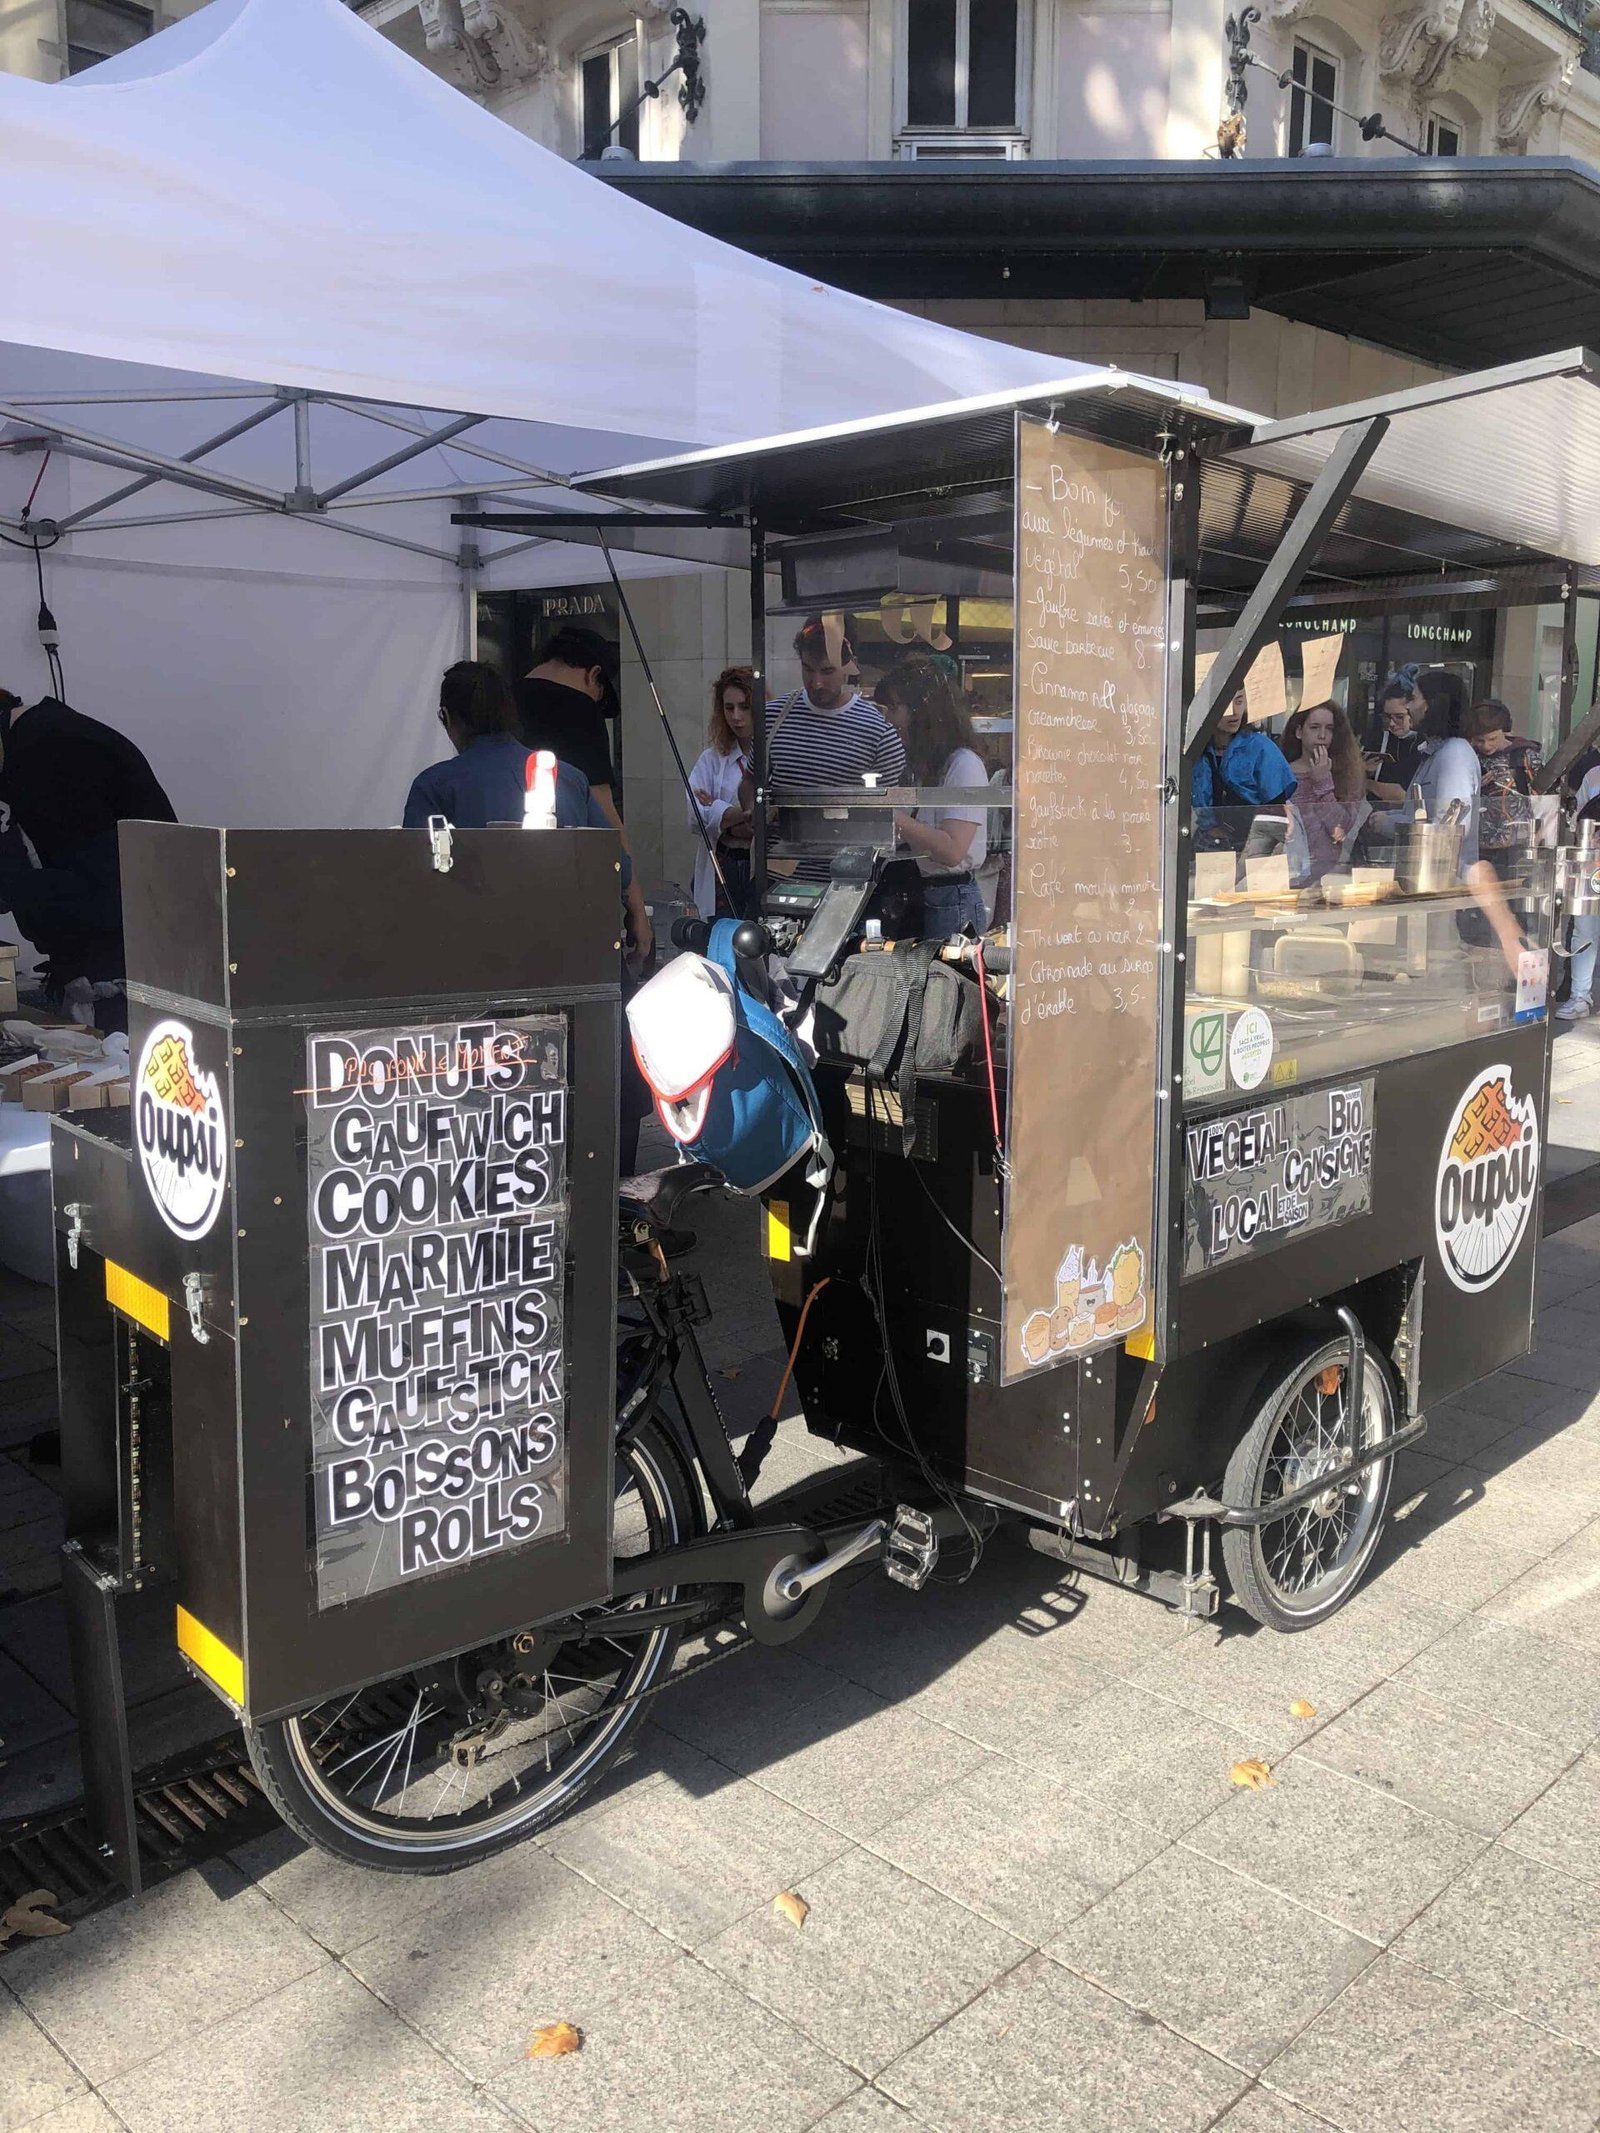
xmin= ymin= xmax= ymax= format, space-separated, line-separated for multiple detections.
xmin=64 ymin=1202 xmax=83 ymax=1272
xmin=182 ymin=1272 xmax=210 ymax=1346
xmin=884 ymin=1505 xmax=939 ymax=1591
xmin=427 ymin=814 xmax=453 ymax=874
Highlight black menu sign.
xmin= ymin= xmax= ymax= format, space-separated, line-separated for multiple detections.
xmin=304 ymin=1015 xmax=569 ymax=1609
xmin=1003 ymin=417 xmax=1169 ymax=1384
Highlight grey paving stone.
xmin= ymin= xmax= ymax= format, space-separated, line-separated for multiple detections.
xmin=1396 ymin=1843 xmax=1600 ymax=2051
xmin=1266 ymin=1954 xmax=1600 ymax=2133
xmin=1462 ymin=1417 xmax=1600 ymax=1507
xmin=488 ymin=1951 xmax=859 ymax=2133
xmin=1437 ymin=1371 xmax=1569 ymax=1427
xmin=1049 ymin=1846 xmax=1376 ymax=2074
xmin=1125 ymin=1621 xmax=1366 ymax=1756
xmin=1265 ymin=1584 xmax=1459 ymax=1685
xmin=345 ymin=1843 xmax=677 ymax=2079
xmin=550 ymin=1733 xmax=852 ymax=1945
xmin=102 ymin=1963 xmax=509 ymax=2133
xmin=1479 ymin=1518 xmax=1600 ymax=1650
xmin=863 ymin=1752 xmax=1165 ymax=1945
xmin=0 ymin=1456 xmax=56 ymax=1532
xmin=699 ymin=1848 xmax=1027 ymax=2078
xmin=0 ymin=1649 xmax=72 ymax=1757
xmin=1504 ymin=1337 xmax=1600 ymax=1395
xmin=0 ymin=1515 xmax=63 ymax=1599
xmin=1302 ymin=1680 xmax=1574 ymax=1836
xmin=22 ymin=2100 xmax=122 ymax=2133
xmin=1418 ymin=1401 xmax=1518 ymax=1465
xmin=0 ymin=1860 xmax=325 ymax=2086
xmin=1188 ymin=1758 xmax=1486 ymax=1943
xmin=808 ymin=2088 xmax=930 ymax=2130
xmin=879 ymin=1951 xmax=1248 ymax=2133
xmin=1011 ymin=1571 xmax=1191 ymax=1674
xmin=896 ymin=1618 xmax=1117 ymax=1761
xmin=0 ymin=1334 xmax=52 ymax=1384
xmin=670 ymin=1675 xmax=989 ymax=1843
xmin=229 ymin=1825 xmax=460 ymax=1959
xmin=650 ymin=1640 xmax=847 ymax=1760
xmin=1503 ymin=1749 xmax=1600 ymax=1882
xmin=1371 ymin=1504 xmax=1549 ymax=1613
xmin=1392 ymin=1465 xmax=1600 ymax=1561
xmin=1395 ymin=1613 xmax=1600 ymax=1750
xmin=0 ymin=1984 xmax=85 ymax=2132
xmin=1210 ymin=2091 xmax=1338 ymax=2133
xmin=1019 ymin=1678 xmax=1266 ymax=1836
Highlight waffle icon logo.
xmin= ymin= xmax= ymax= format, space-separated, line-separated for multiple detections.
xmin=1435 ymin=1065 xmax=1539 ymax=1293
xmin=135 ymin=1019 xmax=226 ymax=1240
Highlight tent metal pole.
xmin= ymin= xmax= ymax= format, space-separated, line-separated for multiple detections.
xmin=293 ymin=397 xmax=313 ymax=506
xmin=0 ymin=403 xmax=285 ymax=507
xmin=4 ymin=390 xmax=269 ymax=406
xmin=317 ymin=397 xmax=575 ymax=485
xmin=317 ymin=477 xmax=559 ymax=511
xmin=314 ymin=415 xmax=485 ymax=507
xmin=54 ymin=398 xmax=291 ymax=532
xmin=56 ymin=507 xmax=265 ymax=531
xmin=458 ymin=494 xmax=480 ymax=659
xmin=287 ymin=512 xmax=460 ymax=566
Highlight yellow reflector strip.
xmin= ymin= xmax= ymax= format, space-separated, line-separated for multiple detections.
xmin=765 ymin=1201 xmax=792 ymax=1262
xmin=1124 ymin=1324 xmax=1157 ymax=1361
xmin=105 ymin=1260 xmax=169 ymax=1342
xmin=176 ymin=1606 xmax=244 ymax=1707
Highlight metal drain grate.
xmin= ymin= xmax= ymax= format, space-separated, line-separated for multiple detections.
xmin=0 ymin=1737 xmax=278 ymax=1924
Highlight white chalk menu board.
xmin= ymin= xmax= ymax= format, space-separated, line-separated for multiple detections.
xmin=1003 ymin=417 xmax=1169 ymax=1384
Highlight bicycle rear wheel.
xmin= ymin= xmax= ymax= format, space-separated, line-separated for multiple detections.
xmin=244 ymin=1417 xmax=700 ymax=1873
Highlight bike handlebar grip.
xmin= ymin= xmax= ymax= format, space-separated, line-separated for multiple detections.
xmin=671 ymin=916 xmax=712 ymax=953
xmin=730 ymin=919 xmax=772 ymax=962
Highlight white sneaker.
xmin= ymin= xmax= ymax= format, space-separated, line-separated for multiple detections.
xmin=1557 ymin=997 xmax=1592 ymax=1021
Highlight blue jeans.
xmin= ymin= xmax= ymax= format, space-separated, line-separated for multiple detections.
xmin=1572 ymin=914 xmax=1600 ymax=1005
xmin=921 ymin=878 xmax=986 ymax=938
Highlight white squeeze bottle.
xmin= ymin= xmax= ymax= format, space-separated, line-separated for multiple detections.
xmin=523 ymin=749 xmax=558 ymax=830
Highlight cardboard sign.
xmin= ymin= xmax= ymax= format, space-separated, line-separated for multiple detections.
xmin=305 ymin=1015 xmax=569 ymax=1609
xmin=1005 ymin=417 xmax=1168 ymax=1379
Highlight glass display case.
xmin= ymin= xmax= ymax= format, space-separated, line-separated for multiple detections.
xmin=1181 ymin=808 xmax=1555 ymax=1117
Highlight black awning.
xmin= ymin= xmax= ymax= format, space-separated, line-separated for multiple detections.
xmin=593 ymin=156 xmax=1600 ymax=374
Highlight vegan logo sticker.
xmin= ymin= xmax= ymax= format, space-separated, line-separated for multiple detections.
xmin=1435 ymin=1065 xmax=1539 ymax=1293
xmin=135 ymin=1020 xmax=226 ymax=1241
xmin=1228 ymin=1007 xmax=1275 ymax=1092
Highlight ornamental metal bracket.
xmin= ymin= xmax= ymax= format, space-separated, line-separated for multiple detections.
xmin=1221 ymin=4 xmax=1261 ymax=155
xmin=669 ymin=7 xmax=707 ymax=126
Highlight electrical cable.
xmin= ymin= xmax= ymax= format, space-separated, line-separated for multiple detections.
xmin=907 ymin=1156 xmax=1001 ymax=1284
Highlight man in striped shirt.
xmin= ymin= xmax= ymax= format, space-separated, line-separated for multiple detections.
xmin=767 ymin=617 xmax=907 ymax=791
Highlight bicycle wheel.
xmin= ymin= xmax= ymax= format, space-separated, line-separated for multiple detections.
xmin=244 ymin=1416 xmax=701 ymax=1873
xmin=1220 ymin=1332 xmax=1396 ymax=1632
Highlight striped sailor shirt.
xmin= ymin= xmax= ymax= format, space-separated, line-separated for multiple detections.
xmin=765 ymin=690 xmax=907 ymax=792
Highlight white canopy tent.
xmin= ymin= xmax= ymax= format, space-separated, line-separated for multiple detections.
xmin=0 ymin=0 xmax=1081 ymax=836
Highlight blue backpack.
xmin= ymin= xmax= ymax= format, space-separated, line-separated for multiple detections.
xmin=626 ymin=920 xmax=832 ymax=1240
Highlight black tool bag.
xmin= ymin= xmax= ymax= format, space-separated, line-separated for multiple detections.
xmin=810 ymin=942 xmax=985 ymax=1149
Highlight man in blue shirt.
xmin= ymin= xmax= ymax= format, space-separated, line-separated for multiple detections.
xmin=1191 ymin=690 xmax=1296 ymax=810
xmin=403 ymin=662 xmax=622 ymax=883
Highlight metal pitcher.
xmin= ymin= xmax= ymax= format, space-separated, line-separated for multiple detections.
xmin=1395 ymin=801 xmax=1464 ymax=894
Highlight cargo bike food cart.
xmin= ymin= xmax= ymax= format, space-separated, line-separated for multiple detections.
xmin=48 ymin=351 xmax=1596 ymax=1878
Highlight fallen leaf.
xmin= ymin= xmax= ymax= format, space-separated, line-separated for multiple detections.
xmin=1229 ymin=1758 xmax=1274 ymax=1791
xmin=528 ymin=2021 xmax=584 ymax=2059
xmin=1315 ymin=1365 xmax=1344 ymax=1397
xmin=773 ymin=1889 xmax=810 ymax=1928
xmin=0 ymin=1890 xmax=69 ymax=1946
xmin=720 ymin=1366 xmax=742 ymax=1380
xmin=1289 ymin=1699 xmax=1317 ymax=1721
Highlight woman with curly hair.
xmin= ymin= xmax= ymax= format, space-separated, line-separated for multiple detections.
xmin=686 ymin=665 xmax=756 ymax=917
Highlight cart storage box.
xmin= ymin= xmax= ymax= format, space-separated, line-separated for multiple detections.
xmin=60 ymin=821 xmax=622 ymax=1722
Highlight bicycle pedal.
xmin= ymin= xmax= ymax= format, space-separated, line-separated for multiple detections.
xmin=884 ymin=1505 xmax=939 ymax=1591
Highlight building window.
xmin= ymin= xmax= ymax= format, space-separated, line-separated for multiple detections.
xmin=1287 ymin=39 xmax=1338 ymax=155
xmin=902 ymin=0 xmax=1025 ymax=140
xmin=1425 ymin=114 xmax=1462 ymax=155
xmin=580 ymin=34 xmax=640 ymax=159
xmin=64 ymin=0 xmax=152 ymax=74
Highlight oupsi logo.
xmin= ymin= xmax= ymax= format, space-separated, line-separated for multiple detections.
xmin=135 ymin=1019 xmax=227 ymax=1241
xmin=1435 ymin=1065 xmax=1539 ymax=1294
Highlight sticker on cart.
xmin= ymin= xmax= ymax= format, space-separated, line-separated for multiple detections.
xmin=1184 ymin=1080 xmax=1374 ymax=1275
xmin=134 ymin=1018 xmax=226 ymax=1241
xmin=1228 ymin=1007 xmax=1274 ymax=1091
xmin=1017 ymin=1237 xmax=1148 ymax=1371
xmin=1515 ymin=949 xmax=1549 ymax=1024
xmin=1435 ymin=1065 xmax=1540 ymax=1293
xmin=1184 ymin=1011 xmax=1228 ymax=1100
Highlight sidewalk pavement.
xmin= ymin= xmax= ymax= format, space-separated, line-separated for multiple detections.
xmin=6 ymin=1086 xmax=1600 ymax=2132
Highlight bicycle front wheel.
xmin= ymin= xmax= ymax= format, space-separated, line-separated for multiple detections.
xmin=244 ymin=1417 xmax=700 ymax=1873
